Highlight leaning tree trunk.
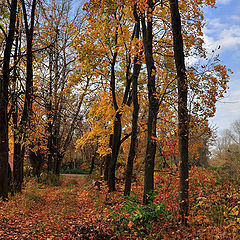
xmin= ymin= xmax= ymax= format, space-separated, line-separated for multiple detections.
xmin=169 ymin=0 xmax=189 ymax=225
xmin=0 ymin=0 xmax=18 ymax=200
xmin=141 ymin=0 xmax=159 ymax=204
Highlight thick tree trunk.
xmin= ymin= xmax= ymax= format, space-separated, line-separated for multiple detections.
xmin=169 ymin=0 xmax=189 ymax=225
xmin=54 ymin=154 xmax=63 ymax=175
xmin=13 ymin=142 xmax=24 ymax=192
xmin=141 ymin=0 xmax=159 ymax=204
xmin=0 ymin=0 xmax=18 ymax=200
xmin=108 ymin=113 xmax=122 ymax=191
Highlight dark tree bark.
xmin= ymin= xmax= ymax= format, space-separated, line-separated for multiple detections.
xmin=47 ymin=46 xmax=54 ymax=172
xmin=29 ymin=149 xmax=44 ymax=179
xmin=11 ymin=17 xmax=20 ymax=195
xmin=89 ymin=150 xmax=97 ymax=175
xmin=0 ymin=0 xmax=18 ymax=200
xmin=104 ymin=134 xmax=113 ymax=181
xmin=13 ymin=0 xmax=36 ymax=192
xmin=104 ymin=154 xmax=111 ymax=181
xmin=107 ymin=16 xmax=139 ymax=192
xmin=124 ymin=5 xmax=141 ymax=196
xmin=141 ymin=0 xmax=159 ymax=204
xmin=169 ymin=0 xmax=189 ymax=225
xmin=108 ymin=112 xmax=122 ymax=191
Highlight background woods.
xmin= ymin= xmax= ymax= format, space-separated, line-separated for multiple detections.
xmin=0 ymin=0 xmax=239 ymax=239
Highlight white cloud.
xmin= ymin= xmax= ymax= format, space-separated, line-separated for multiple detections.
xmin=230 ymin=15 xmax=240 ymax=22
xmin=218 ymin=26 xmax=240 ymax=49
xmin=204 ymin=18 xmax=227 ymax=35
xmin=203 ymin=18 xmax=240 ymax=53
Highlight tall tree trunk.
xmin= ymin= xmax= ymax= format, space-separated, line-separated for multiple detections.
xmin=124 ymin=67 xmax=140 ymax=196
xmin=141 ymin=0 xmax=159 ymax=204
xmin=169 ymin=0 xmax=189 ymax=225
xmin=108 ymin=112 xmax=122 ymax=191
xmin=124 ymin=5 xmax=141 ymax=196
xmin=107 ymin=32 xmax=121 ymax=191
xmin=13 ymin=0 xmax=36 ymax=192
xmin=104 ymin=134 xmax=112 ymax=181
xmin=0 ymin=0 xmax=18 ymax=200
xmin=47 ymin=47 xmax=54 ymax=172
xmin=107 ymin=19 xmax=136 ymax=192
xmin=11 ymin=17 xmax=20 ymax=195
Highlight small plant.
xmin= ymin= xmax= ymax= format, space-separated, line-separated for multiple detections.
xmin=109 ymin=186 xmax=172 ymax=238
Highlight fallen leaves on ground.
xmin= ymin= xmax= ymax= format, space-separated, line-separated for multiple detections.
xmin=0 ymin=168 xmax=239 ymax=239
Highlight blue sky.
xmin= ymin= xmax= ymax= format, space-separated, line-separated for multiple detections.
xmin=203 ymin=0 xmax=240 ymax=133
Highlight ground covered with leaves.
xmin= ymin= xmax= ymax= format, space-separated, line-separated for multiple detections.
xmin=0 ymin=167 xmax=239 ymax=239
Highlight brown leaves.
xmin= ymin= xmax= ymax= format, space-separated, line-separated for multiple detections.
xmin=1 ymin=170 xmax=239 ymax=239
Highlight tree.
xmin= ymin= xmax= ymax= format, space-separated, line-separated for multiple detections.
xmin=12 ymin=0 xmax=37 ymax=192
xmin=31 ymin=0 xmax=86 ymax=175
xmin=212 ymin=120 xmax=240 ymax=177
xmin=169 ymin=0 xmax=189 ymax=225
xmin=74 ymin=0 xmax=143 ymax=191
xmin=140 ymin=0 xmax=160 ymax=204
xmin=124 ymin=4 xmax=141 ymax=196
xmin=0 ymin=0 xmax=18 ymax=200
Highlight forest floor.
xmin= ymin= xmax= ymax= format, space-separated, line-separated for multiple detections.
xmin=0 ymin=167 xmax=239 ymax=239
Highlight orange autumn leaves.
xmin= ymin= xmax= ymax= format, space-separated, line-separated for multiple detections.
xmin=72 ymin=0 xmax=230 ymax=163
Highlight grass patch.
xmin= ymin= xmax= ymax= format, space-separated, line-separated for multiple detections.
xmin=60 ymin=168 xmax=89 ymax=175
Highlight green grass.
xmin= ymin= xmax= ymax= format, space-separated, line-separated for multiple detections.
xmin=60 ymin=168 xmax=89 ymax=174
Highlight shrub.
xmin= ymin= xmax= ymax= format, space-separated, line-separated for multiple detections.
xmin=109 ymin=187 xmax=172 ymax=238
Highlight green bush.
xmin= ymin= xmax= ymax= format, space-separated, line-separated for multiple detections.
xmin=109 ymin=186 xmax=172 ymax=238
